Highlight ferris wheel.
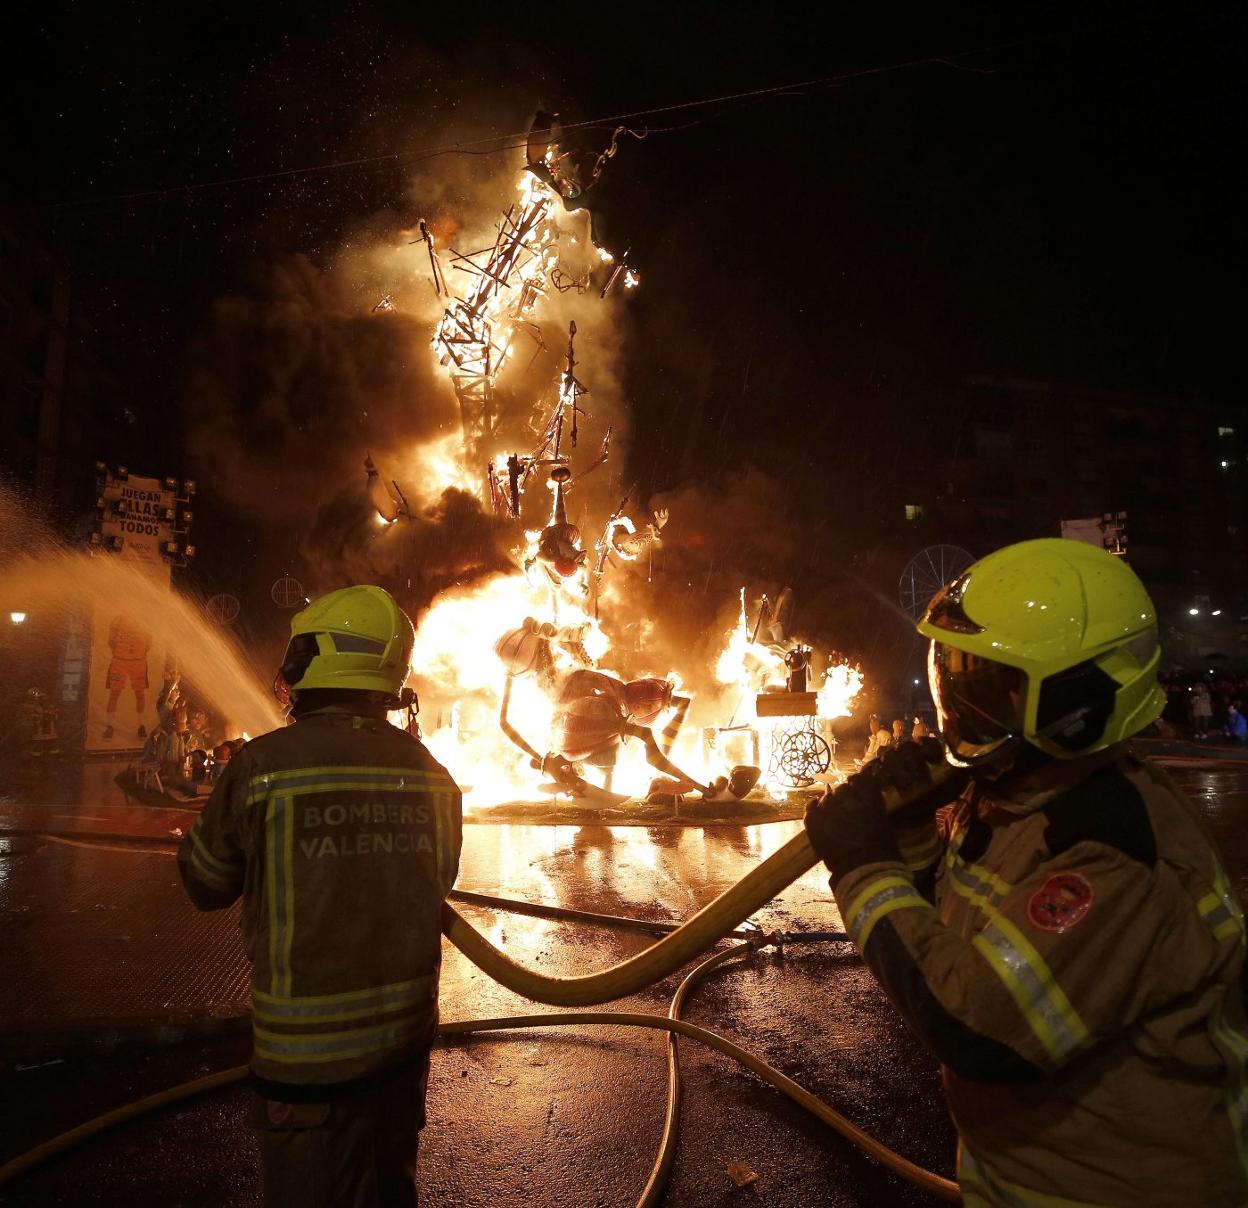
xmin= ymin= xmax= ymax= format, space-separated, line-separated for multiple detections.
xmin=898 ymin=545 xmax=974 ymax=621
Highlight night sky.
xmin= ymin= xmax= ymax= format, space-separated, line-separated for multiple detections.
xmin=5 ymin=2 xmax=1246 ymax=687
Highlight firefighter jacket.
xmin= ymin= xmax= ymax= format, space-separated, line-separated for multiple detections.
xmin=832 ymin=750 xmax=1248 ymax=1207
xmin=177 ymin=706 xmax=462 ymax=1090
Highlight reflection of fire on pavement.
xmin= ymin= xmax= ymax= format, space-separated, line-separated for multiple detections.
xmin=365 ymin=113 xmax=863 ymax=811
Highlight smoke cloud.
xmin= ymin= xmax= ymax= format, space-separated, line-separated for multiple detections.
xmin=184 ymin=140 xmax=634 ymax=612
xmin=185 ymin=250 xmax=458 ymax=524
xmin=302 ymin=485 xmax=516 ymax=612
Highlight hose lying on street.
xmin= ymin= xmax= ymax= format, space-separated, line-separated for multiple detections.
xmin=19 ymin=843 xmax=763 ymax=946
xmin=0 ymin=955 xmax=959 ymax=1203
xmin=440 ymin=759 xmax=962 ymax=1007
xmin=447 ymin=887 xmax=763 ymax=940
xmin=638 ymin=947 xmax=738 ymax=1207
xmin=442 ymin=1008 xmax=960 ymax=1203
xmin=439 ymin=829 xmax=818 ymax=1005
xmin=634 ymin=933 xmax=857 ymax=1207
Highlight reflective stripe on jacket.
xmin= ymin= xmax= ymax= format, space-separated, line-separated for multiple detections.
xmin=178 ymin=707 xmax=462 ymax=1087
xmin=833 ymin=752 xmax=1248 ymax=1207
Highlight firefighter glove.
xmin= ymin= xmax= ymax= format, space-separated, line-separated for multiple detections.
xmin=871 ymin=738 xmax=968 ymax=827
xmin=804 ymin=774 xmax=898 ymax=878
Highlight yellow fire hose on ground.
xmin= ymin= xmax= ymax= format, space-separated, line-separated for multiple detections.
xmin=439 ymin=829 xmax=818 ymax=1005
xmin=440 ymin=760 xmax=962 ymax=1006
xmin=0 ymin=945 xmax=959 ymax=1203
xmin=0 ymin=762 xmax=963 ymax=1203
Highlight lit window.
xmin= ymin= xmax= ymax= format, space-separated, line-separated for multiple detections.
xmin=904 ymin=504 xmax=925 ymax=521
xmin=1218 ymin=427 xmax=1235 ymax=437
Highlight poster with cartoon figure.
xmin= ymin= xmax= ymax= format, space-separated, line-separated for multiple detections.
xmin=103 ymin=612 xmax=151 ymax=739
xmin=87 ymin=591 xmax=170 ymax=750
xmin=85 ymin=471 xmax=176 ymax=751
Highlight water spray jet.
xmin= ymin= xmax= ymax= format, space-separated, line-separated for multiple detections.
xmin=0 ymin=488 xmax=283 ymax=745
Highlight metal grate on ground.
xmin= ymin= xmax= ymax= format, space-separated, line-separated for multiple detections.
xmin=1 ymin=841 xmax=250 ymax=1042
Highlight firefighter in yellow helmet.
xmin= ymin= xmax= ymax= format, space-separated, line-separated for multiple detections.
xmin=805 ymin=539 xmax=1248 ymax=1206
xmin=178 ymin=586 xmax=461 ymax=1208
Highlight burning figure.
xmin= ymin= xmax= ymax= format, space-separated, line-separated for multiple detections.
xmin=364 ymin=452 xmax=410 ymax=525
xmin=526 ymin=466 xmax=587 ymax=590
xmin=609 ymin=508 xmax=668 ymax=560
xmin=493 ymin=618 xmax=709 ymax=799
xmin=593 ymin=505 xmax=668 ymax=581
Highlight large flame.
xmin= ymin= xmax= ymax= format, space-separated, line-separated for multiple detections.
xmin=715 ymin=587 xmax=786 ymax=695
xmin=818 ymin=662 xmax=866 ymax=720
xmin=388 ymin=169 xmax=866 ymax=808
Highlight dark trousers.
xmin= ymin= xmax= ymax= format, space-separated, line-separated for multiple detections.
xmin=251 ymin=1054 xmax=430 ymax=1208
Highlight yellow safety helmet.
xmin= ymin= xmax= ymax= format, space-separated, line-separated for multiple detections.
xmin=274 ymin=585 xmax=415 ymax=706
xmin=917 ymin=539 xmax=1164 ymax=767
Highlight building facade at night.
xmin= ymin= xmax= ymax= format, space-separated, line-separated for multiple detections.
xmin=905 ymin=375 xmax=1248 ymax=667
xmin=0 ymin=211 xmax=104 ymax=527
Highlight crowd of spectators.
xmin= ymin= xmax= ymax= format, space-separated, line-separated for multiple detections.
xmin=1158 ymin=669 xmax=1248 ymax=744
xmin=858 ymin=712 xmax=932 ymax=766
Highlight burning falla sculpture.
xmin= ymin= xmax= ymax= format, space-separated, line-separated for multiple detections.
xmin=392 ymin=118 xmax=777 ymax=804
xmin=493 ymin=618 xmax=690 ymax=794
xmin=493 ymin=618 xmax=756 ymax=803
xmin=490 ymin=327 xmax=749 ymax=801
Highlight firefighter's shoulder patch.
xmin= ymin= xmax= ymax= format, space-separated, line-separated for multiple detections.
xmin=1026 ymin=872 xmax=1094 ymax=933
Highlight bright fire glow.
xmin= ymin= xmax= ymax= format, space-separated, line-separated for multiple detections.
xmin=714 ymin=589 xmax=785 ymax=695
xmin=396 ymin=433 xmax=481 ymax=506
xmin=818 ymin=663 xmax=866 ymax=720
xmin=709 ymin=590 xmax=865 ymax=799
xmin=396 ymin=169 xmax=866 ymax=809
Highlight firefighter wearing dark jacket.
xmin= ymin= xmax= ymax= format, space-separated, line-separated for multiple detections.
xmin=178 ymin=586 xmax=462 ymax=1208
xmin=806 ymin=539 xmax=1248 ymax=1207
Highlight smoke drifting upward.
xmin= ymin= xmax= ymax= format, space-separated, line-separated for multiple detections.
xmin=301 ymin=485 xmax=516 ymax=614
xmin=184 ymin=250 xmax=459 ymax=526
xmin=602 ymin=469 xmax=805 ymax=676
xmin=184 ymin=138 xmax=633 ymax=610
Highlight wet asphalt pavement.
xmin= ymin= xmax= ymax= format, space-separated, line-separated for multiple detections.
xmin=2 ymin=761 xmax=1248 ymax=1207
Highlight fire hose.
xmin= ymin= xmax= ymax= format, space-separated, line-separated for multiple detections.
xmin=0 ymin=943 xmax=958 ymax=1204
xmin=440 ymin=758 xmax=962 ymax=1006
xmin=0 ymin=760 xmax=964 ymax=1203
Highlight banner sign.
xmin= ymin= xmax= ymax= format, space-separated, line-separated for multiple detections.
xmin=98 ymin=473 xmax=177 ymax=566
xmin=84 ymin=472 xmax=176 ymax=752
